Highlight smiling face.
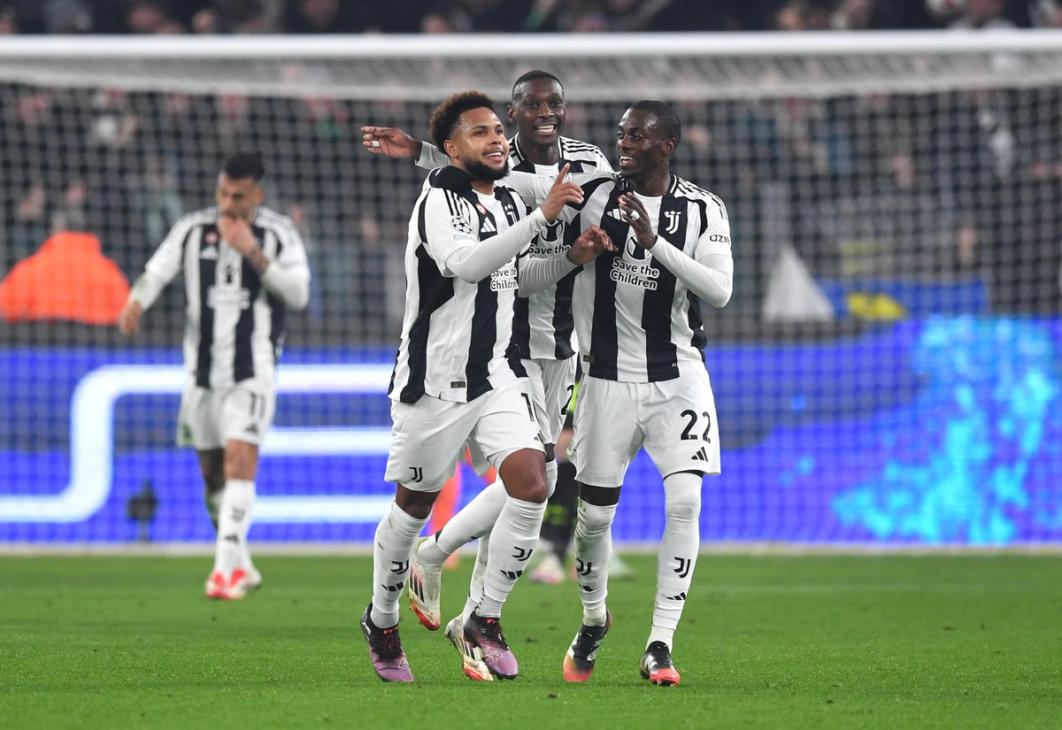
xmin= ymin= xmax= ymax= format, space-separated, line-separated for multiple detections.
xmin=444 ymin=106 xmax=510 ymax=182
xmin=508 ymin=77 xmax=566 ymax=150
xmin=615 ymin=108 xmax=676 ymax=181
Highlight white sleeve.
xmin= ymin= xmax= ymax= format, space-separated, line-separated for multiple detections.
xmin=649 ymin=203 xmax=734 ymax=308
xmin=423 ymin=189 xmax=549 ymax=283
xmin=131 ymin=217 xmax=193 ymax=310
xmin=416 ymin=142 xmax=450 ymax=170
xmin=517 ymin=251 xmax=579 ymax=296
xmin=261 ymin=222 xmax=311 ymax=310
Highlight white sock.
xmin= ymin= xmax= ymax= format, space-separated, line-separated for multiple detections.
xmin=370 ymin=501 xmax=428 ymax=628
xmin=456 ymin=461 xmax=555 ymax=617
xmin=477 ymin=496 xmax=545 ymax=617
xmin=462 ymin=532 xmax=491 ymax=623
xmin=205 ymin=489 xmax=222 ymax=529
xmin=573 ymin=499 xmax=617 ymax=626
xmin=419 ymin=479 xmax=507 ymax=567
xmin=649 ymin=472 xmax=703 ymax=649
xmin=213 ymin=479 xmax=254 ymax=575
xmin=545 ymin=459 xmax=558 ymax=498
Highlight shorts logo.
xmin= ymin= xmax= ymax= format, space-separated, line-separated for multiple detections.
xmin=408 ymin=466 xmax=424 ymax=483
xmin=244 ymin=423 xmax=259 ymax=436
xmin=692 ymin=446 xmax=709 ymax=462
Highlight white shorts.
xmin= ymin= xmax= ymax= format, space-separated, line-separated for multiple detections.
xmin=177 ymin=377 xmax=275 ymax=451
xmin=571 ymin=366 xmax=721 ymax=487
xmin=385 ymin=379 xmax=544 ymax=492
xmin=523 ymin=357 xmax=577 ymax=446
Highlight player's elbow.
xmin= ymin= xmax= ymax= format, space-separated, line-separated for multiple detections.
xmin=706 ymin=276 xmax=733 ymax=309
xmin=289 ymin=284 xmax=310 ymax=311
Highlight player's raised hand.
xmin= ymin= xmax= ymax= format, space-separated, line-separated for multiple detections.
xmin=217 ymin=213 xmax=256 ymax=255
xmin=566 ymin=225 xmax=616 ymax=265
xmin=118 ymin=299 xmax=142 ymax=336
xmin=540 ymin=163 xmax=583 ymax=222
xmin=361 ymin=126 xmax=422 ymax=159
xmin=618 ymin=194 xmax=656 ymax=250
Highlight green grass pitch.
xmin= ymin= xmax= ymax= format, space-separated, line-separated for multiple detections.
xmin=3 ymin=554 xmax=1061 ymax=729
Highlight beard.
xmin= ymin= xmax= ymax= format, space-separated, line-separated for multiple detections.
xmin=463 ymin=156 xmax=510 ymax=182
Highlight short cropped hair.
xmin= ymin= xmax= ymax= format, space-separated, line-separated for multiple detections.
xmin=221 ymin=152 xmax=265 ymax=182
xmin=511 ymin=70 xmax=563 ymax=99
xmin=428 ymin=91 xmax=497 ymax=151
xmin=630 ymin=100 xmax=682 ymax=144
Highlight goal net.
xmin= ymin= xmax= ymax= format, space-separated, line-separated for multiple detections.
xmin=2 ymin=33 xmax=1061 ymax=546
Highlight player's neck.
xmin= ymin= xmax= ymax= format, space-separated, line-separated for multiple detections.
xmin=628 ymin=167 xmax=670 ymax=197
xmin=519 ymin=135 xmax=560 ymax=167
xmin=450 ymin=159 xmax=496 ymax=195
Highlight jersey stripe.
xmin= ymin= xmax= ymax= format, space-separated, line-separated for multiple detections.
xmin=641 ymin=196 xmax=688 ymax=381
xmin=195 ymin=226 xmax=216 ymax=388
xmin=233 ymin=243 xmax=262 ymax=383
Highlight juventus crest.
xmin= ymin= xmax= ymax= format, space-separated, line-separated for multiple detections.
xmin=663 ymin=210 xmax=681 ymax=235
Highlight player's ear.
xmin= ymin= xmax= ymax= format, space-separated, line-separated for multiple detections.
xmin=443 ymin=138 xmax=459 ymax=160
xmin=506 ymin=103 xmax=516 ymax=124
xmin=663 ymin=138 xmax=677 ymax=158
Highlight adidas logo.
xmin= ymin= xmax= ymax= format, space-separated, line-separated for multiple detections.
xmin=500 ymin=569 xmax=523 ymax=580
xmin=692 ymin=446 xmax=709 ymax=462
xmin=244 ymin=423 xmax=259 ymax=436
xmin=480 ymin=218 xmax=497 ymax=234
xmin=199 ymin=247 xmax=218 ymax=259
xmin=666 ymin=592 xmax=687 ymax=601
xmin=223 ymin=533 xmax=239 ymax=544
xmin=607 ymin=208 xmax=626 ymax=222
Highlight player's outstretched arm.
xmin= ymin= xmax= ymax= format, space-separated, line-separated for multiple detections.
xmin=361 ymin=125 xmax=452 ymax=170
xmin=436 ymin=172 xmax=582 ymax=283
xmin=517 ymin=225 xmax=614 ymax=296
xmin=618 ymin=194 xmax=733 ymax=308
xmin=360 ymin=125 xmax=422 ymax=159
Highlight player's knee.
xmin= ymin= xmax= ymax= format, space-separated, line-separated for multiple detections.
xmin=223 ymin=445 xmax=257 ymax=481
xmin=665 ymin=489 xmax=701 ymax=526
xmin=576 ymin=499 xmax=616 ymax=536
xmin=395 ymin=486 xmax=437 ymax=520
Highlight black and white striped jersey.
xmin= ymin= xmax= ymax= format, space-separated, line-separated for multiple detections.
xmin=513 ymin=172 xmax=732 ymax=383
xmin=388 ymin=167 xmax=530 ymax=405
xmin=420 ymin=134 xmax=614 ymax=361
xmin=139 ymin=206 xmax=310 ymax=389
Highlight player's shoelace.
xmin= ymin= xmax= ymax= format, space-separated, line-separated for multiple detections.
xmin=572 ymin=622 xmax=608 ymax=661
xmin=370 ymin=624 xmax=404 ymax=660
xmin=474 ymin=616 xmax=510 ymax=649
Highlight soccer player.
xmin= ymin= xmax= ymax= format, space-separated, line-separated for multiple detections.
xmin=507 ymin=101 xmax=734 ymax=687
xmin=361 ymin=68 xmax=617 ymax=630
xmin=117 ymin=153 xmax=310 ymax=601
xmin=361 ymin=90 xmax=611 ymax=683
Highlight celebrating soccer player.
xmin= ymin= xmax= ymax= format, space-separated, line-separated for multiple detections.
xmin=117 ymin=153 xmax=311 ymax=600
xmin=362 ymin=69 xmax=626 ymax=644
xmin=361 ymin=90 xmax=611 ymax=683
xmin=507 ymin=100 xmax=733 ymax=687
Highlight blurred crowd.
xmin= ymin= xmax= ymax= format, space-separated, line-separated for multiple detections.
xmin=1 ymin=0 xmax=1061 ymax=35
xmin=1 ymin=0 xmax=1061 ymax=343
xmin=3 ymin=77 xmax=1061 ymax=343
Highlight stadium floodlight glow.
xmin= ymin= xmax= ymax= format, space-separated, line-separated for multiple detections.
xmin=0 ymin=364 xmax=394 ymax=523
